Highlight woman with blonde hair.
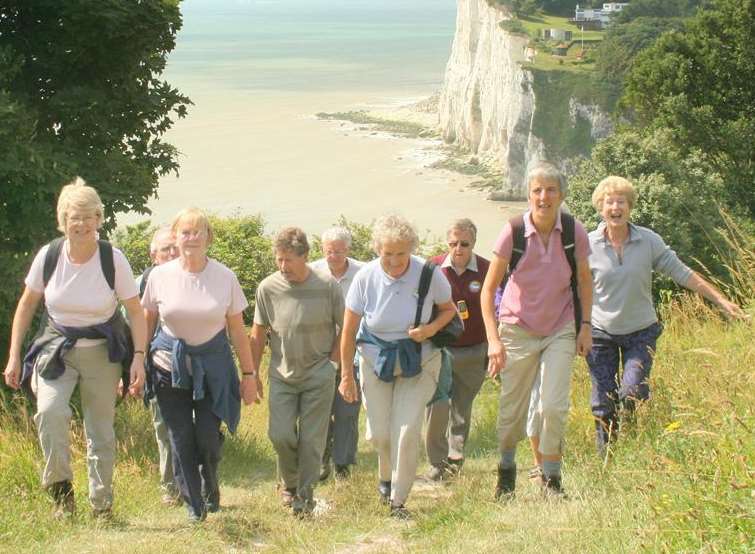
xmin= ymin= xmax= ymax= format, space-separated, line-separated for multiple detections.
xmin=587 ymin=176 xmax=744 ymax=453
xmin=3 ymin=177 xmax=147 ymax=519
xmin=142 ymin=208 xmax=258 ymax=522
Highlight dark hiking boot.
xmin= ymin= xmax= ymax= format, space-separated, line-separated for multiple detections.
xmin=292 ymin=496 xmax=316 ymax=518
xmin=542 ymin=474 xmax=567 ymax=499
xmin=377 ymin=480 xmax=391 ymax=505
xmin=280 ymin=487 xmax=297 ymax=508
xmin=494 ymin=465 xmax=516 ymax=500
xmin=389 ymin=504 xmax=411 ymax=520
xmin=334 ymin=464 xmax=351 ymax=480
xmin=446 ymin=457 xmax=464 ymax=475
xmin=49 ymin=480 xmax=75 ymax=519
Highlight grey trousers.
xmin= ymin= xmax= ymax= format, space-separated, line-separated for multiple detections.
xmin=33 ymin=343 xmax=121 ymax=510
xmin=149 ymin=397 xmax=177 ymax=494
xmin=323 ymin=367 xmax=361 ymax=467
xmin=268 ymin=360 xmax=336 ymax=501
xmin=425 ymin=343 xmax=488 ymax=465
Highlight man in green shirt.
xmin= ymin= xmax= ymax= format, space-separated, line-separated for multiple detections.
xmin=249 ymin=227 xmax=344 ymax=516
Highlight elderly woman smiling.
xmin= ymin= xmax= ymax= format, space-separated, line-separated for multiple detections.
xmin=141 ymin=208 xmax=258 ymax=522
xmin=3 ymin=178 xmax=147 ymax=519
xmin=339 ymin=214 xmax=455 ymax=519
xmin=587 ymin=176 xmax=745 ymax=454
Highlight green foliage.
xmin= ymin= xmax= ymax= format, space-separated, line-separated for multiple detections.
xmin=622 ymin=0 xmax=755 ymax=217
xmin=567 ymin=127 xmax=741 ymax=289
xmin=112 ymin=221 xmax=156 ymax=276
xmin=613 ymin=0 xmax=704 ymax=24
xmin=596 ymin=17 xmax=687 ymax=87
xmin=0 ymin=1 xmax=190 ymax=357
xmin=499 ymin=19 xmax=527 ymax=35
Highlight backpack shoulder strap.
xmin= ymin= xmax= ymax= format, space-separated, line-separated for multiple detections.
xmin=42 ymin=237 xmax=65 ymax=288
xmin=560 ymin=212 xmax=577 ymax=273
xmin=509 ymin=214 xmax=526 ymax=273
xmin=139 ymin=265 xmax=155 ymax=299
xmin=559 ymin=212 xmax=581 ymax=331
xmin=98 ymin=240 xmax=116 ymax=291
xmin=414 ymin=261 xmax=435 ymax=328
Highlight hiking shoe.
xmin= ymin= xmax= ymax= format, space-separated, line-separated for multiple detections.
xmin=446 ymin=457 xmax=464 ymax=474
xmin=424 ymin=460 xmax=455 ymax=482
xmin=542 ymin=475 xmax=567 ymax=499
xmin=280 ymin=487 xmax=297 ymax=508
xmin=334 ymin=464 xmax=351 ymax=480
xmin=186 ymin=505 xmax=207 ymax=523
xmin=92 ymin=506 xmax=113 ymax=520
xmin=49 ymin=480 xmax=75 ymax=520
xmin=319 ymin=462 xmax=332 ymax=482
xmin=205 ymin=489 xmax=220 ymax=513
xmin=292 ymin=497 xmax=316 ymax=518
xmin=389 ymin=504 xmax=411 ymax=520
xmin=377 ymin=480 xmax=391 ymax=505
xmin=495 ymin=465 xmax=516 ymax=500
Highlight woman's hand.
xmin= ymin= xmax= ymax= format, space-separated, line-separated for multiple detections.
xmin=407 ymin=324 xmax=433 ymax=343
xmin=576 ymin=324 xmax=593 ymax=357
xmin=240 ymin=374 xmax=262 ymax=405
xmin=487 ymin=338 xmax=507 ymax=378
xmin=3 ymin=358 xmax=22 ymax=390
xmin=718 ymin=299 xmax=747 ymax=320
xmin=128 ymin=357 xmax=145 ymax=397
xmin=339 ymin=376 xmax=359 ymax=404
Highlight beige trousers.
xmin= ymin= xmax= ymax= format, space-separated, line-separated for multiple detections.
xmin=34 ymin=343 xmax=122 ymax=510
xmin=497 ymin=323 xmax=576 ymax=456
xmin=359 ymin=351 xmax=441 ymax=506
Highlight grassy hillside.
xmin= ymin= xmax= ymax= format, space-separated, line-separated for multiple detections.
xmin=1 ymin=231 xmax=753 ymax=552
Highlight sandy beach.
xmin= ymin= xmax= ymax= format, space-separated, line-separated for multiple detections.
xmin=119 ymin=89 xmax=524 ymax=251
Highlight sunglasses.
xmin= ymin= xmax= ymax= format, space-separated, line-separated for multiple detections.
xmin=448 ymin=241 xmax=471 ymax=248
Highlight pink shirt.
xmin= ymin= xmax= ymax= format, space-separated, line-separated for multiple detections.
xmin=493 ymin=211 xmax=590 ymax=336
xmin=141 ymin=258 xmax=248 ymax=346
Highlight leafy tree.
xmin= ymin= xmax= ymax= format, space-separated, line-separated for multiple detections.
xmin=0 ymin=1 xmax=190 ymax=356
xmin=621 ymin=0 xmax=755 ymax=217
xmin=596 ymin=17 xmax=686 ymax=87
xmin=614 ymin=0 xmax=704 ymax=24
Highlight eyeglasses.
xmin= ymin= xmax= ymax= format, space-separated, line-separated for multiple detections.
xmin=325 ymin=250 xmax=347 ymax=257
xmin=179 ymin=229 xmax=205 ymax=240
xmin=448 ymin=241 xmax=471 ymax=248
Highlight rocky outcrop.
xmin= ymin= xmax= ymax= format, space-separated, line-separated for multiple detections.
xmin=439 ymin=0 xmax=612 ymax=197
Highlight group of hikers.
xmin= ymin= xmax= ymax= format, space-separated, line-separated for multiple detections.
xmin=3 ymin=162 xmax=744 ymax=523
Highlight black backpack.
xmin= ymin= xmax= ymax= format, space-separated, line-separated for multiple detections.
xmin=415 ymin=261 xmax=465 ymax=348
xmin=43 ymin=237 xmax=116 ymax=289
xmin=502 ymin=211 xmax=581 ymax=332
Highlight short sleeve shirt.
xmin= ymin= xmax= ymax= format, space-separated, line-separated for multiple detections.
xmin=141 ymin=258 xmax=248 ymax=345
xmin=345 ymin=255 xmax=452 ymax=364
xmin=310 ymin=257 xmax=365 ymax=300
xmin=254 ymin=269 xmax=344 ymax=383
xmin=26 ymin=241 xmax=138 ymax=327
xmin=493 ymin=211 xmax=590 ymax=336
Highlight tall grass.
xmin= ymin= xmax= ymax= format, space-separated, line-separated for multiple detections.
xmin=0 ymin=221 xmax=752 ymax=553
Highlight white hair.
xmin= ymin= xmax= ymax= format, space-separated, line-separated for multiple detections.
xmin=370 ymin=214 xmax=419 ymax=253
xmin=527 ymin=161 xmax=568 ymax=195
xmin=321 ymin=226 xmax=352 ymax=247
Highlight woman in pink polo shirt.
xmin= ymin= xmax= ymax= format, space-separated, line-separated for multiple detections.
xmin=481 ymin=161 xmax=593 ymax=499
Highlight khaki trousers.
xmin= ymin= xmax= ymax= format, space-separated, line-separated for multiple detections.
xmin=360 ymin=351 xmax=441 ymax=506
xmin=33 ymin=343 xmax=122 ymax=510
xmin=267 ymin=360 xmax=336 ymax=501
xmin=497 ymin=323 xmax=576 ymax=456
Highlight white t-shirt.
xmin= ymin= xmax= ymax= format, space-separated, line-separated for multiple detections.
xmin=26 ymin=241 xmax=138 ymax=329
xmin=141 ymin=258 xmax=249 ymax=346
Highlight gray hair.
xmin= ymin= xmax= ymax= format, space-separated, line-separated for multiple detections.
xmin=56 ymin=176 xmax=104 ymax=232
xmin=274 ymin=226 xmax=309 ymax=256
xmin=371 ymin=214 xmax=419 ymax=254
xmin=447 ymin=218 xmax=477 ymax=243
xmin=527 ymin=161 xmax=567 ymax=196
xmin=149 ymin=225 xmax=173 ymax=255
xmin=321 ymin=226 xmax=352 ymax=248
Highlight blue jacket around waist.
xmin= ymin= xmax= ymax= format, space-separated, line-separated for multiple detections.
xmin=22 ymin=310 xmax=132 ymax=384
xmin=356 ymin=325 xmax=421 ymax=383
xmin=148 ymin=328 xmax=241 ymax=433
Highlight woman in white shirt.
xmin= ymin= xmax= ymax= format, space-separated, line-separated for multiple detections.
xmin=3 ymin=178 xmax=147 ymax=519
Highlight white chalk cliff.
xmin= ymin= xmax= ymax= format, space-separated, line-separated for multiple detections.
xmin=439 ymin=0 xmax=611 ymax=196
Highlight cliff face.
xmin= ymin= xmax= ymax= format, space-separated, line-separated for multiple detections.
xmin=439 ymin=0 xmax=612 ymax=197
